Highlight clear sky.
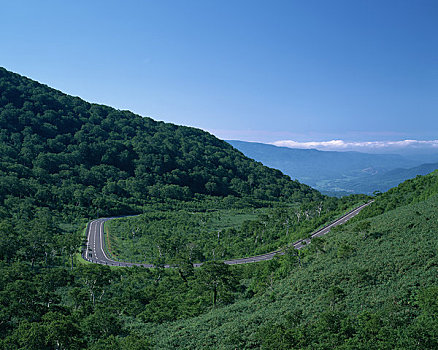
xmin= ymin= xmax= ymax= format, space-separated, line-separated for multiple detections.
xmin=2 ymin=0 xmax=437 ymax=150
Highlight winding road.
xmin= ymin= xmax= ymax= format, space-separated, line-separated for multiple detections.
xmin=82 ymin=201 xmax=373 ymax=267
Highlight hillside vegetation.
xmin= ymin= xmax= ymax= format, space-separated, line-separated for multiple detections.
xmin=0 ymin=67 xmax=319 ymax=220
xmin=0 ymin=68 xmax=350 ymax=349
xmin=137 ymin=170 xmax=438 ymax=349
xmin=1 ymin=171 xmax=436 ymax=349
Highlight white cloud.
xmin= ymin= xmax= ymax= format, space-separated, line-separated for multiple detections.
xmin=271 ymin=139 xmax=438 ymax=151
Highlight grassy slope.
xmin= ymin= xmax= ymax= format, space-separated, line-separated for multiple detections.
xmin=133 ymin=191 xmax=438 ymax=348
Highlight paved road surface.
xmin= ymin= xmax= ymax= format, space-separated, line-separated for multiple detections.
xmin=82 ymin=201 xmax=373 ymax=267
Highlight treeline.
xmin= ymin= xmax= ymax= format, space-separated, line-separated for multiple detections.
xmin=0 ymin=67 xmax=320 ymax=220
xmin=0 ymin=208 xmax=81 ymax=268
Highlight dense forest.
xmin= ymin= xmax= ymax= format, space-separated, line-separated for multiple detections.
xmin=0 ymin=68 xmax=436 ymax=349
xmin=0 ymin=67 xmax=320 ymax=221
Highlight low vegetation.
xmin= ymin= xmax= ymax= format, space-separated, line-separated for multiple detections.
xmin=106 ymin=195 xmax=366 ymax=263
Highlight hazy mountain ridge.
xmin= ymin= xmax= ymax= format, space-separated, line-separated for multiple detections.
xmin=338 ymin=161 xmax=438 ymax=194
xmin=228 ymin=140 xmax=438 ymax=195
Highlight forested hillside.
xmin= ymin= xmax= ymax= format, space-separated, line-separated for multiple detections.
xmin=1 ymin=67 xmax=436 ymax=349
xmin=0 ymin=67 xmax=319 ymax=220
xmin=0 ymin=68 xmax=335 ymax=349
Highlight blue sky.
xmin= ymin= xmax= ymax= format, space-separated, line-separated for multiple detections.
xmin=2 ymin=0 xmax=437 ymax=150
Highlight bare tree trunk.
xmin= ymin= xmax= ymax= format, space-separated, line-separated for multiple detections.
xmin=213 ymin=286 xmax=217 ymax=307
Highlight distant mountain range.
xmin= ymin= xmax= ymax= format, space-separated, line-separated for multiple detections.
xmin=227 ymin=140 xmax=438 ymax=195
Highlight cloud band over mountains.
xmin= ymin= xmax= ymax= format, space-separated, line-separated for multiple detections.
xmin=272 ymin=139 xmax=438 ymax=151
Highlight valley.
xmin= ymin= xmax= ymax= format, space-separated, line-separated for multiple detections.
xmin=228 ymin=140 xmax=438 ymax=196
xmin=0 ymin=68 xmax=436 ymax=349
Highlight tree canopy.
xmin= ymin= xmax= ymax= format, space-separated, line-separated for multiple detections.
xmin=0 ymin=67 xmax=320 ymax=220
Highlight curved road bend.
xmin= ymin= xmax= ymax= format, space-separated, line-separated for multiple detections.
xmin=83 ymin=218 xmax=155 ymax=268
xmin=82 ymin=201 xmax=373 ymax=267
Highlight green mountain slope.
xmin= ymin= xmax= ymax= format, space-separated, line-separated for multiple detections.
xmin=0 ymin=68 xmax=359 ymax=350
xmin=1 ymin=67 xmax=436 ymax=349
xmin=0 ymin=67 xmax=319 ymax=219
xmin=139 ymin=171 xmax=438 ymax=349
